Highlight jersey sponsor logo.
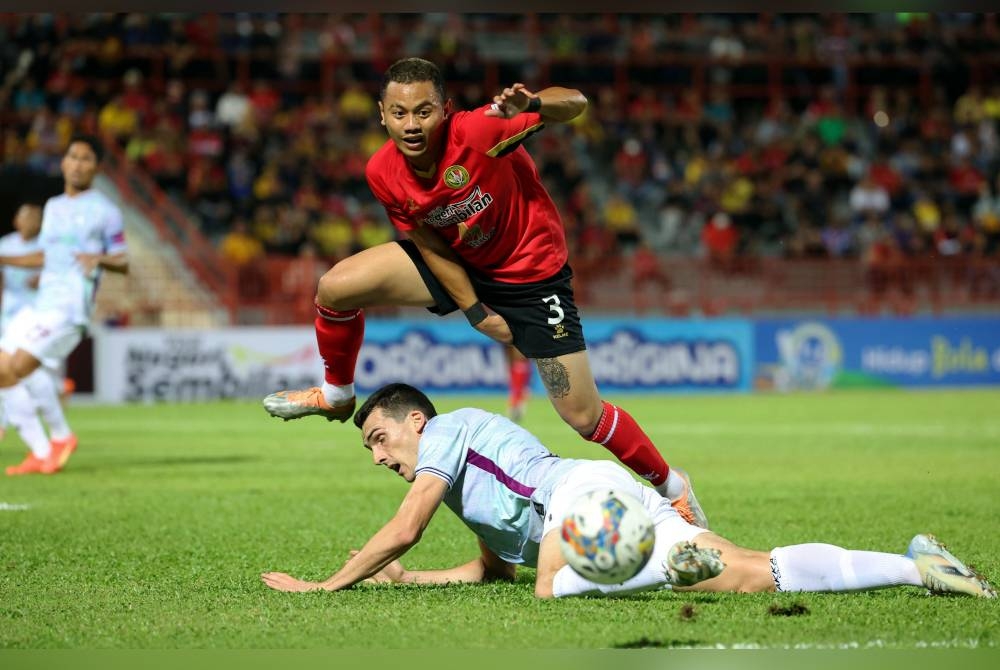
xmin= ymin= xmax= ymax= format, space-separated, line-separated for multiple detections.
xmin=420 ymin=185 xmax=494 ymax=230
xmin=442 ymin=164 xmax=470 ymax=189
xmin=456 ymin=221 xmax=495 ymax=248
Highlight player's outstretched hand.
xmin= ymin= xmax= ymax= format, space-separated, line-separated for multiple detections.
xmin=475 ymin=314 xmax=514 ymax=345
xmin=485 ymin=83 xmax=538 ymax=119
xmin=261 ymin=571 xmax=324 ymax=592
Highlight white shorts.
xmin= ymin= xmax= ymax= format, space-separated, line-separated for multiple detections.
xmin=0 ymin=305 xmax=84 ymax=371
xmin=542 ymin=460 xmax=703 ymax=548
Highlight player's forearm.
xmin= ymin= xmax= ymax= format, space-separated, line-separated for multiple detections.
xmin=99 ymin=253 xmax=129 ymax=274
xmin=535 ymin=87 xmax=587 ymax=123
xmin=422 ymin=250 xmax=480 ymax=309
xmin=0 ymin=252 xmax=44 ymax=268
xmin=400 ymin=554 xmax=516 ymax=586
xmin=398 ymin=556 xmax=511 ymax=586
xmin=407 ymin=229 xmax=480 ymax=309
xmin=320 ymin=519 xmax=419 ymax=591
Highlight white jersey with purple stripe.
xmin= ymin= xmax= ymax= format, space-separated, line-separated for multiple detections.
xmin=0 ymin=231 xmax=41 ymax=330
xmin=415 ymin=408 xmax=584 ymax=567
xmin=35 ymin=189 xmax=126 ymax=326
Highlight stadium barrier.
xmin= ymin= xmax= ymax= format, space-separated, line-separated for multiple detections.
xmin=91 ymin=316 xmax=1000 ymax=404
xmin=755 ymin=316 xmax=1000 ymax=391
xmin=91 ymin=318 xmax=753 ymax=403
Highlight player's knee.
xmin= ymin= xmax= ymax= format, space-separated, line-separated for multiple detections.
xmin=560 ymin=405 xmax=602 ymax=435
xmin=315 ymin=266 xmax=353 ymax=310
xmin=534 ymin=581 xmax=555 ymax=599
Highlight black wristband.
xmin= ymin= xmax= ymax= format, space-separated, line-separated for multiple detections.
xmin=526 ymin=96 xmax=542 ymax=113
xmin=463 ymin=301 xmax=488 ymax=326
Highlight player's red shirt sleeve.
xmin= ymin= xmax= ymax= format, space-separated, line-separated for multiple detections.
xmin=365 ymin=147 xmax=415 ymax=231
xmin=453 ymin=105 xmax=545 ymax=157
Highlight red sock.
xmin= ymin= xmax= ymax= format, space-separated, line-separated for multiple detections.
xmin=508 ymin=359 xmax=531 ymax=407
xmin=315 ymin=304 xmax=365 ymax=386
xmin=585 ymin=400 xmax=669 ymax=486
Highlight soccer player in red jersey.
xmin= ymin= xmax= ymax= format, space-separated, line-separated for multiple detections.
xmin=505 ymin=345 xmax=532 ymax=424
xmin=264 ymin=58 xmax=706 ymax=527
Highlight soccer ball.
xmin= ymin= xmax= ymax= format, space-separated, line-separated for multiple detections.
xmin=559 ymin=488 xmax=656 ymax=585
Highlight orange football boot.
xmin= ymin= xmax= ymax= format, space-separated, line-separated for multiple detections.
xmin=6 ymin=453 xmax=46 ymax=476
xmin=47 ymin=434 xmax=79 ymax=472
xmin=262 ymin=387 xmax=356 ymax=423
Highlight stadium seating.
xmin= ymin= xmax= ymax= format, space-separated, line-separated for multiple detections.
xmin=1 ymin=13 xmax=999 ymax=323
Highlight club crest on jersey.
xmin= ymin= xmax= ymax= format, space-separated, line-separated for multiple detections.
xmin=443 ymin=165 xmax=470 ymax=189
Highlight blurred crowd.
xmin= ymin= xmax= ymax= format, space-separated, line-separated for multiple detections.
xmin=2 ymin=12 xmax=1000 ymax=291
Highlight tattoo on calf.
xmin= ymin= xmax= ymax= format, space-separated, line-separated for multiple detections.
xmin=537 ymin=358 xmax=571 ymax=398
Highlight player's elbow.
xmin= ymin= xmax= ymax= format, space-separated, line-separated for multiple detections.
xmin=533 ymin=582 xmax=555 ymax=599
xmin=482 ymin=562 xmax=516 ymax=584
xmin=392 ymin=525 xmax=424 ymax=549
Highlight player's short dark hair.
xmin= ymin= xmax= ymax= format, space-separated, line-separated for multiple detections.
xmin=354 ymin=383 xmax=438 ymax=429
xmin=67 ymin=134 xmax=103 ymax=163
xmin=380 ymin=57 xmax=446 ymax=104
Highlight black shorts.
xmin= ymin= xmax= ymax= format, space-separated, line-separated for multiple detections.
xmin=397 ymin=239 xmax=587 ymax=359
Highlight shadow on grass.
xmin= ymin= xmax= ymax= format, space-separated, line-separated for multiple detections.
xmin=67 ymin=455 xmax=261 ymax=470
xmin=614 ymin=637 xmax=704 ymax=648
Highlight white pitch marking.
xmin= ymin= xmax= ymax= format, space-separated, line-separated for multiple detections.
xmin=635 ymin=422 xmax=1000 ymax=439
xmin=662 ymin=638 xmax=989 ymax=650
xmin=0 ymin=502 xmax=31 ymax=511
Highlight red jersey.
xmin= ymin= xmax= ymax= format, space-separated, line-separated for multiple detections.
xmin=366 ymin=105 xmax=568 ymax=283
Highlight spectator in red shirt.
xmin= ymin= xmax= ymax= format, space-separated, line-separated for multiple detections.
xmin=120 ymin=68 xmax=152 ymax=123
xmin=949 ymin=156 xmax=986 ymax=214
xmin=249 ymin=79 xmax=281 ymax=125
xmin=702 ymin=212 xmax=739 ymax=271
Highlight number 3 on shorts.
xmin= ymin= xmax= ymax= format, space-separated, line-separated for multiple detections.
xmin=542 ymin=294 xmax=564 ymax=325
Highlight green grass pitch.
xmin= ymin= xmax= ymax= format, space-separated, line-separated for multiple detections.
xmin=0 ymin=388 xmax=997 ymax=649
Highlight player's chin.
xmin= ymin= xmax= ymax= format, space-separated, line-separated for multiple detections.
xmin=396 ymin=140 xmax=426 ymax=155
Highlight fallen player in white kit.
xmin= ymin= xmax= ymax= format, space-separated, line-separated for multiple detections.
xmin=262 ymin=383 xmax=996 ymax=600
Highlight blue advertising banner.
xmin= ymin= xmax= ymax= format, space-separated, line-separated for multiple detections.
xmin=358 ymin=318 xmax=754 ymax=394
xmin=755 ymin=317 xmax=1000 ymax=390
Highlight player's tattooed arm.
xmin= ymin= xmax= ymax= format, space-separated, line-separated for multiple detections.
xmin=537 ymin=358 xmax=570 ymax=398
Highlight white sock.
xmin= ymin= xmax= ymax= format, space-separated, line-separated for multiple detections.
xmin=322 ymin=381 xmax=354 ymax=405
xmin=770 ymin=543 xmax=922 ymax=592
xmin=655 ymin=468 xmax=685 ymax=499
xmin=1 ymin=384 xmax=51 ymax=458
xmin=552 ymin=562 xmax=668 ymax=598
xmin=24 ymin=367 xmax=72 ymax=440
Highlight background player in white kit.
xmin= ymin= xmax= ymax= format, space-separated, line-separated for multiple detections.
xmin=0 ymin=135 xmax=128 ymax=475
xmin=0 ymin=203 xmax=77 ymax=473
xmin=261 ymin=383 xmax=995 ymax=600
